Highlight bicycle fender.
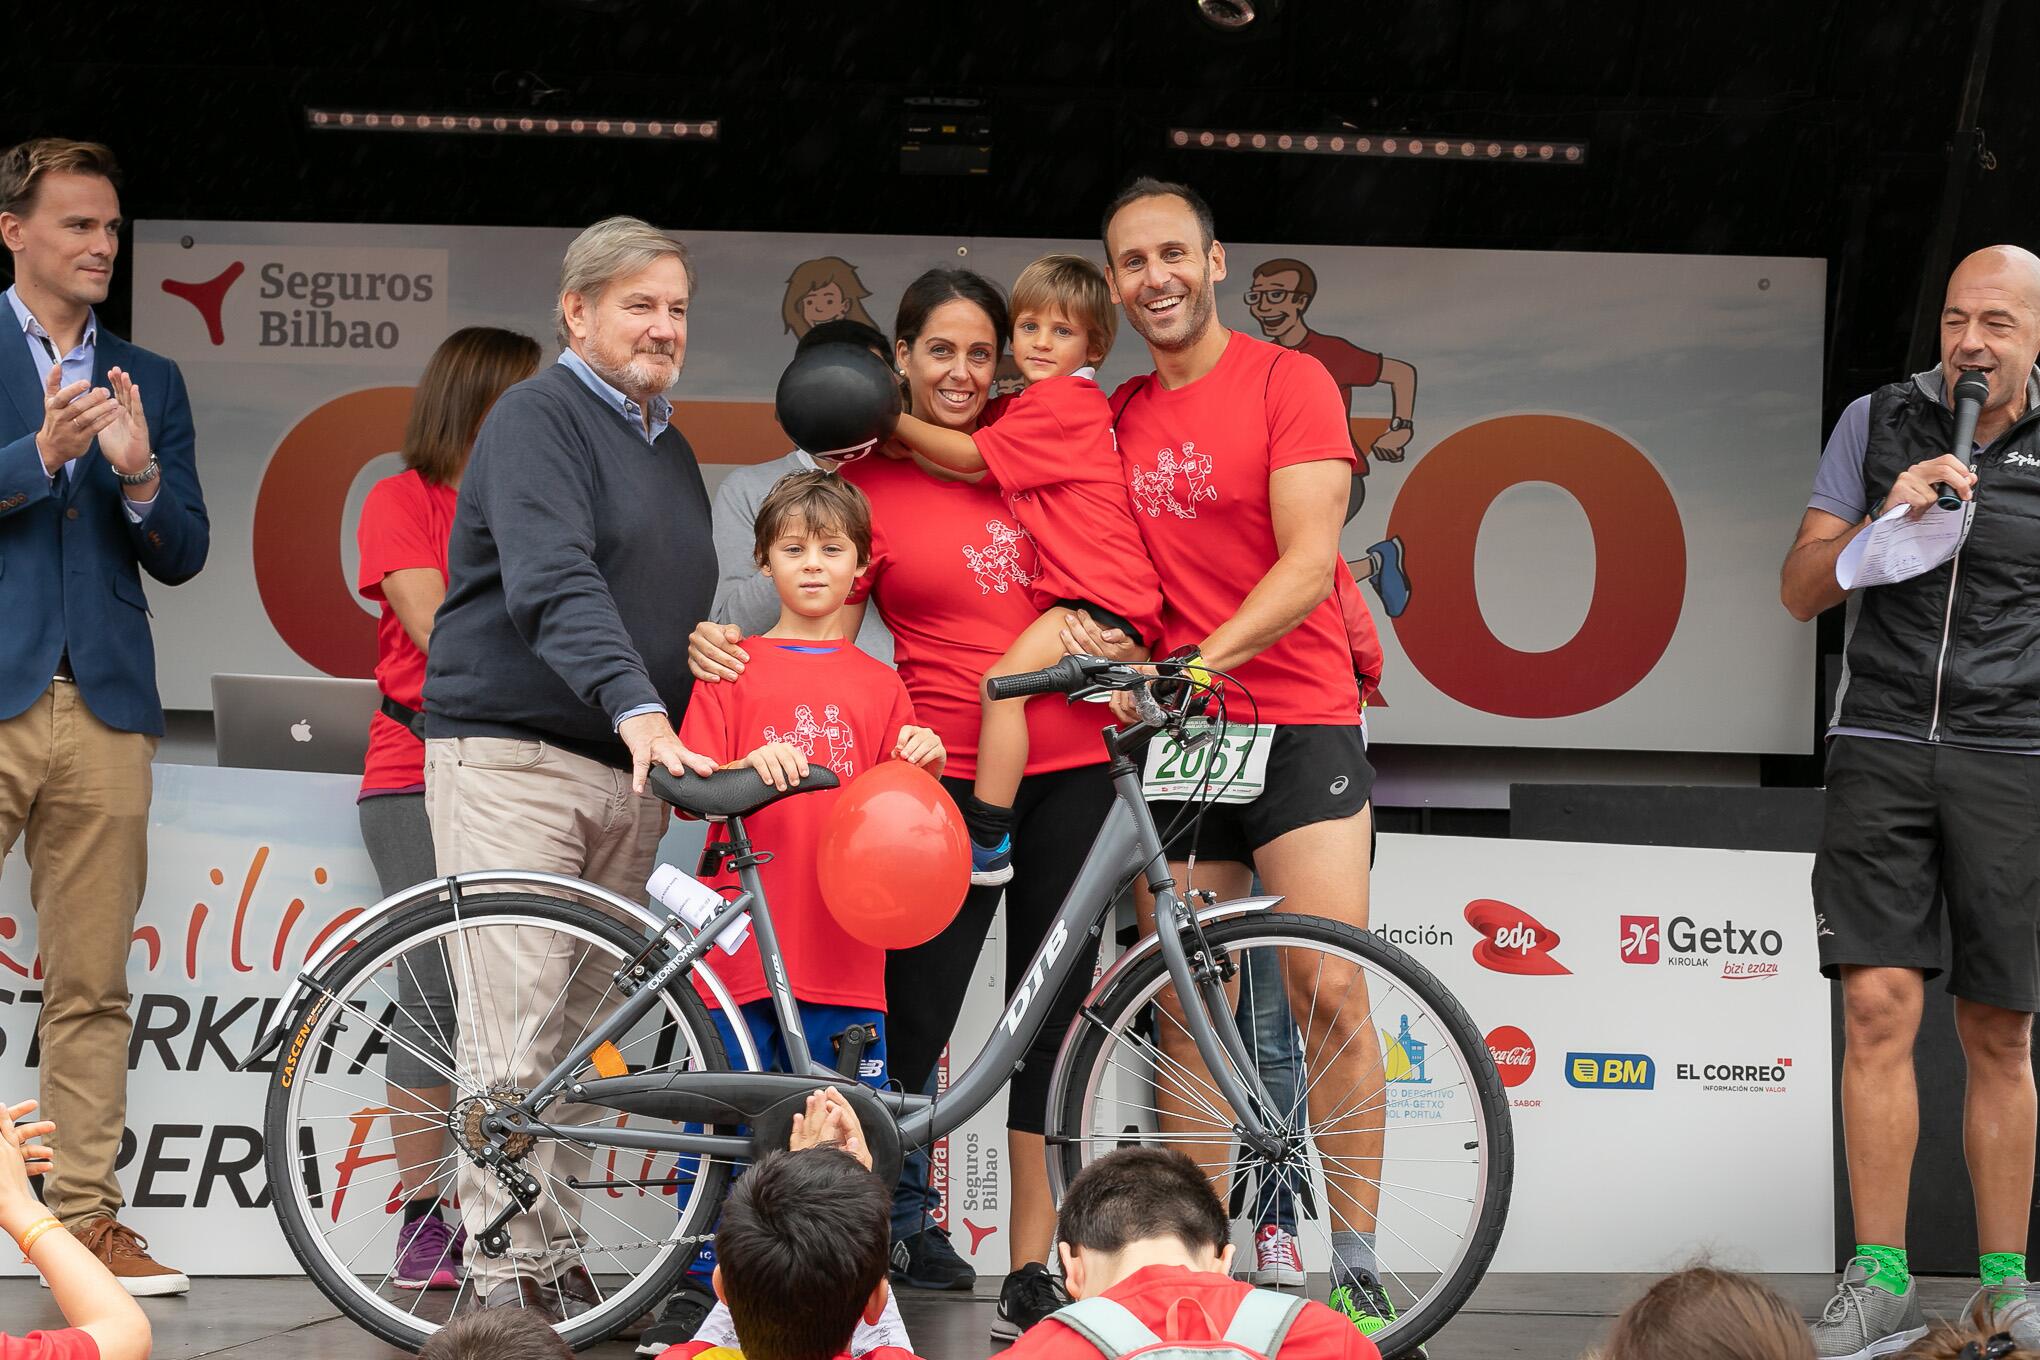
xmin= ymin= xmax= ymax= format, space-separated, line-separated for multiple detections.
xmin=234 ymin=869 xmax=764 ymax=1073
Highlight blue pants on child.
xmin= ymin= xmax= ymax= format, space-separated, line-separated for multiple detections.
xmin=686 ymin=999 xmax=889 ymax=1280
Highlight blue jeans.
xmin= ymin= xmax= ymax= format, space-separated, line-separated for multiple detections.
xmin=1234 ymin=945 xmax=1301 ymax=1234
xmin=890 ymin=1066 xmax=945 ymax=1242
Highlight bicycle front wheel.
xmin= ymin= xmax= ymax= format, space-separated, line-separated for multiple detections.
xmin=264 ymin=891 xmax=733 ymax=1351
xmin=1049 ymin=912 xmax=1512 ymax=1359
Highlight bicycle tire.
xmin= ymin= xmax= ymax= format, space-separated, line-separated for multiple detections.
xmin=1048 ymin=912 xmax=1512 ymax=1359
xmin=263 ymin=891 xmax=733 ymax=1352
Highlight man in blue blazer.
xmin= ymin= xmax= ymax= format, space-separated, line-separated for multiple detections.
xmin=0 ymin=139 xmax=205 ymax=1294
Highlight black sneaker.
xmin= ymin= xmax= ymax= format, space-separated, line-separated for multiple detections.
xmin=635 ymin=1279 xmax=717 ymax=1357
xmin=890 ymin=1224 xmax=977 ymax=1291
xmin=993 ymin=1261 xmax=1071 ymax=1342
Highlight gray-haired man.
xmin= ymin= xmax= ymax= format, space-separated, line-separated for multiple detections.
xmin=423 ymin=215 xmax=719 ymax=1316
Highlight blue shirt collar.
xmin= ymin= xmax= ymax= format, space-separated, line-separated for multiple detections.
xmin=558 ymin=346 xmax=673 ymax=444
xmin=6 ymin=285 xmax=97 ymax=355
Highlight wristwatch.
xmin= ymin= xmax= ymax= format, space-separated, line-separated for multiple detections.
xmin=1386 ymin=417 xmax=1414 ymax=432
xmin=114 ymin=455 xmax=160 ymax=486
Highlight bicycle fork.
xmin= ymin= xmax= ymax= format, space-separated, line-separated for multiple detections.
xmin=1114 ymin=761 xmax=1291 ymax=1162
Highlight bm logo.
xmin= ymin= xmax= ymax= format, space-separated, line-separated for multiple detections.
xmin=1565 ymin=1051 xmax=1655 ymax=1089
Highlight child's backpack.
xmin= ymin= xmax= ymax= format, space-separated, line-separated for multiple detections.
xmin=1048 ymin=1289 xmax=1306 ymax=1360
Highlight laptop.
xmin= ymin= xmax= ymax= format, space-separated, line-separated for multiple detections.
xmin=211 ymin=674 xmax=383 ymax=775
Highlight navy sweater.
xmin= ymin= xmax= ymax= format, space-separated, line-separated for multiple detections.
xmin=423 ymin=361 xmax=713 ymax=767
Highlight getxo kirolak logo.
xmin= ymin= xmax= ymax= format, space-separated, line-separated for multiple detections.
xmin=1619 ymin=913 xmax=1783 ymax=979
xmin=1463 ymin=898 xmax=1570 ymax=976
xmin=1620 ymin=914 xmax=1661 ymax=964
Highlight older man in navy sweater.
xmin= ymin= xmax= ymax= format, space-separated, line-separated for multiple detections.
xmin=423 ymin=215 xmax=719 ymax=1318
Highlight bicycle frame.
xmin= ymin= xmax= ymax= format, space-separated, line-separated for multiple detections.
xmin=543 ymin=724 xmax=1296 ymax=1163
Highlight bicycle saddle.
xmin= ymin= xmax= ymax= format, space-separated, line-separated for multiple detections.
xmin=648 ymin=764 xmax=841 ymax=818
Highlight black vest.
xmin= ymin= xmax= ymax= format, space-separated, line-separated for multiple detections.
xmin=1833 ymin=373 xmax=2040 ymax=746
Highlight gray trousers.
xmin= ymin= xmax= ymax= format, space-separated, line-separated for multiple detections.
xmin=357 ymin=792 xmax=457 ymax=1088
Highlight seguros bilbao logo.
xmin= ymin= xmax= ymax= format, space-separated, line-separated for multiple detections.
xmin=1565 ymin=1051 xmax=1655 ymax=1089
xmin=142 ymin=242 xmax=448 ymax=366
xmin=1484 ymin=1025 xmax=1536 ymax=1088
xmin=1464 ymin=899 xmax=1570 ymax=975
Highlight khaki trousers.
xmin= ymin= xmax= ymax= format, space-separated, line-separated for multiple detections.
xmin=0 ymin=681 xmax=156 ymax=1226
xmin=424 ymin=735 xmax=667 ymax=1293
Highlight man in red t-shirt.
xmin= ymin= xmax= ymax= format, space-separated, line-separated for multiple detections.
xmin=1246 ymin=258 xmax=1415 ymax=618
xmin=1005 ymin=1148 xmax=1378 ymax=1360
xmin=1100 ymin=178 xmax=1397 ymax=1338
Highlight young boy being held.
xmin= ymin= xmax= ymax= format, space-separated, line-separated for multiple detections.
xmin=1004 ymin=1147 xmax=1380 ymax=1360
xmin=885 ymin=254 xmax=1163 ymax=886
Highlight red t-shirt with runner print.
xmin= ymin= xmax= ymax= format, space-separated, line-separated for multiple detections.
xmin=972 ymin=373 xmax=1165 ymax=644
xmin=1111 ymin=330 xmax=1362 ymax=726
xmin=679 ymin=639 xmax=916 ymax=1011
xmin=841 ymin=457 xmax=1108 ymax=781
xmin=355 ymin=469 xmax=460 ymax=795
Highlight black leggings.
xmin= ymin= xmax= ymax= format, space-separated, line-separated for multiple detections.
xmin=886 ymin=763 xmax=1115 ymax=1136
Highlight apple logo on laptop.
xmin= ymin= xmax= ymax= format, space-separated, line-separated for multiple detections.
xmin=291 ymin=720 xmax=313 ymax=743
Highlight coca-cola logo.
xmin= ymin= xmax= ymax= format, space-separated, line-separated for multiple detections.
xmin=1485 ymin=1025 xmax=1536 ymax=1087
xmin=1464 ymin=899 xmax=1570 ymax=975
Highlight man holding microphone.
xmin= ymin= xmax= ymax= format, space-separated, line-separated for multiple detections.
xmin=1782 ymin=245 xmax=2040 ymax=1358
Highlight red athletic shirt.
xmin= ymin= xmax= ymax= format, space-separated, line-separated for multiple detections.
xmin=1334 ymin=568 xmax=1383 ymax=707
xmin=679 ymin=639 xmax=916 ymax=1011
xmin=0 ymin=1331 xmax=98 ymax=1360
xmin=1112 ymin=331 xmax=1362 ymax=726
xmin=1295 ymin=331 xmax=1384 ymax=473
xmin=1003 ymin=1265 xmax=1379 ymax=1360
xmin=842 ymin=457 xmax=1106 ymax=780
xmin=356 ymin=469 xmax=460 ymax=795
xmin=973 ymin=374 xmax=1165 ymax=643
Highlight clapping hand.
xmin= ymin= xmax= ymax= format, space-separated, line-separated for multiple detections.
xmin=788 ymin=1086 xmax=873 ymax=1170
xmin=96 ymin=368 xmax=154 ymax=483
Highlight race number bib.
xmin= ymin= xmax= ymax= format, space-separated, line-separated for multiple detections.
xmin=1141 ymin=721 xmax=1275 ymax=804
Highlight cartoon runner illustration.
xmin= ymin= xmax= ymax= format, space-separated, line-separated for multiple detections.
xmin=960 ymin=518 xmax=1036 ymax=594
xmin=781 ymin=256 xmax=880 ymax=340
xmin=817 ymin=703 xmax=857 ymax=775
xmin=1248 ymin=257 xmax=1417 ymax=617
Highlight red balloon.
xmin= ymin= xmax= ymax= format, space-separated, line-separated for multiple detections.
xmin=817 ymin=761 xmax=970 ymax=949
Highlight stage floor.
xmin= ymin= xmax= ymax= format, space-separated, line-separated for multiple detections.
xmin=0 ymin=1273 xmax=1988 ymax=1358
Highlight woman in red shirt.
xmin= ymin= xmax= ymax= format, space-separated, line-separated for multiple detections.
xmin=355 ymin=326 xmax=540 ymax=1291
xmin=691 ymin=271 xmax=1137 ymax=1339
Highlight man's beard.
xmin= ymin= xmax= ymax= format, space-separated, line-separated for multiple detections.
xmin=1134 ymin=282 xmax=1218 ymax=353
xmin=589 ymin=340 xmax=679 ymax=398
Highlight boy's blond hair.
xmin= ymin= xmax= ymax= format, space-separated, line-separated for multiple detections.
xmin=1010 ymin=253 xmax=1116 ymax=365
xmin=753 ymin=470 xmax=874 ymax=568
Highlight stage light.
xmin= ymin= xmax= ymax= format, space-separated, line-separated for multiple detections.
xmin=305 ymin=108 xmax=719 ymax=141
xmin=1168 ymin=127 xmax=1587 ymax=165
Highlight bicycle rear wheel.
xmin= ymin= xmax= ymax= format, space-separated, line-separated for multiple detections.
xmin=1048 ymin=912 xmax=1511 ymax=1359
xmin=263 ymin=892 xmax=733 ymax=1351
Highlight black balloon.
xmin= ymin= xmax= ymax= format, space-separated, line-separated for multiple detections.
xmin=774 ymin=342 xmax=902 ymax=458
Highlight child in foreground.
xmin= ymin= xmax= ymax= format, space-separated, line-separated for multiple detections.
xmin=884 ymin=254 xmax=1162 ymax=886
xmin=663 ymin=473 xmax=941 ymax=1331
xmin=1591 ymin=1265 xmax=1811 ymax=1360
xmin=1 ymin=1098 xmax=149 ymax=1360
xmin=1002 ymin=1146 xmax=1378 ymax=1360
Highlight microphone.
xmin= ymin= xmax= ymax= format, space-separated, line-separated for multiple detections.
xmin=1936 ymin=370 xmax=1990 ymax=511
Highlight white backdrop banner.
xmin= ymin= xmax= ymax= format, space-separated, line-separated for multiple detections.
xmin=129 ymin=220 xmax=1820 ymax=752
xmin=2 ymin=775 xmax=1829 ymax=1275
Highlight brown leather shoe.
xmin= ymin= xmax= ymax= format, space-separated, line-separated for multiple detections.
xmin=480 ymin=1276 xmax=562 ymax=1322
xmin=71 ymin=1218 xmax=190 ymax=1297
xmin=553 ymin=1265 xmax=600 ymax=1318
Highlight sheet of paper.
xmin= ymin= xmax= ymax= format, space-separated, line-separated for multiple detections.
xmin=1836 ymin=499 xmax=1975 ymax=590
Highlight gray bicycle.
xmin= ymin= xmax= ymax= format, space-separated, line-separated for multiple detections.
xmin=247 ymin=655 xmax=1511 ymax=1357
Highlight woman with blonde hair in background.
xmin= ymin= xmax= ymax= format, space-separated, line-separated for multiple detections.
xmin=1596 ymin=1266 xmax=1813 ymax=1360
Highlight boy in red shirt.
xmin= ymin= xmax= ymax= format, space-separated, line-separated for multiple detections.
xmin=883 ymin=254 xmax=1163 ymax=886
xmin=1006 ymin=1147 xmax=1379 ymax=1360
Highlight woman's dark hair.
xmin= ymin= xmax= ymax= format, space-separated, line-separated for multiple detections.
xmin=1057 ymin=1147 xmax=1229 ymax=1256
xmin=417 ymin=1306 xmax=574 ymax=1360
xmin=716 ymin=1148 xmax=891 ymax=1360
xmin=893 ymin=268 xmax=1010 ymax=354
xmin=402 ymin=326 xmax=542 ymax=485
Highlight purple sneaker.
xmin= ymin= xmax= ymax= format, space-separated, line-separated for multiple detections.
xmin=392 ymin=1211 xmax=464 ymax=1291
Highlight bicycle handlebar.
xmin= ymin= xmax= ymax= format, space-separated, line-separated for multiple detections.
xmin=983 ymin=654 xmax=1107 ymax=701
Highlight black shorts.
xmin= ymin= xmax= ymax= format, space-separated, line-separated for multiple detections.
xmin=1813 ymin=735 xmax=2040 ymax=1012
xmin=1053 ymin=598 xmax=1144 ymax=649
xmin=1146 ymin=723 xmax=1373 ymax=865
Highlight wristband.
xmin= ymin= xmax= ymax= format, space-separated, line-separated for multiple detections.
xmin=16 ymin=1214 xmax=62 ymax=1261
xmin=1182 ymin=652 xmax=1215 ymax=689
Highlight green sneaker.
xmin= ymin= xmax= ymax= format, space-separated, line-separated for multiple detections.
xmin=1328 ymin=1267 xmax=1426 ymax=1357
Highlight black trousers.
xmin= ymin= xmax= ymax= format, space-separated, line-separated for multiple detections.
xmin=885 ymin=763 xmax=1116 ymax=1135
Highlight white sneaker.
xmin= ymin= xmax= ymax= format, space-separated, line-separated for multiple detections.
xmin=1251 ymin=1225 xmax=1306 ymax=1287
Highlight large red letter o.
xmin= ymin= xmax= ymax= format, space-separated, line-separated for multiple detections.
xmin=251 ymin=387 xmax=415 ymax=677
xmin=1385 ymin=415 xmax=1685 ymax=719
